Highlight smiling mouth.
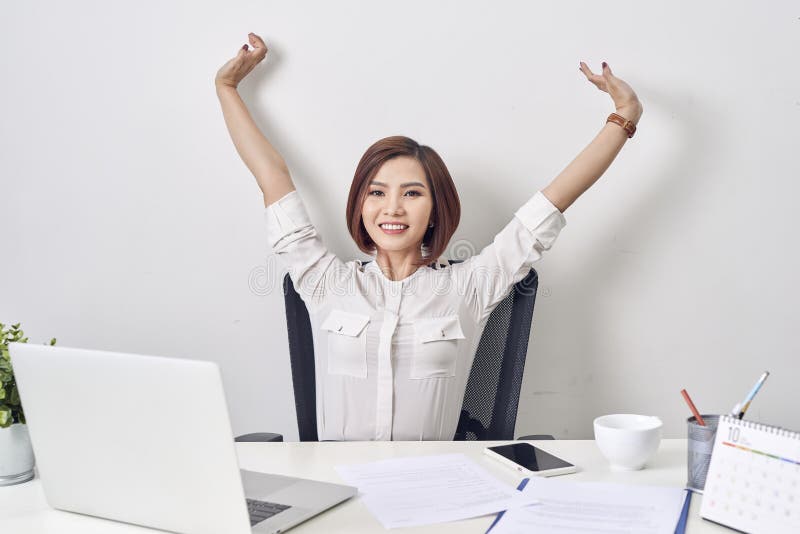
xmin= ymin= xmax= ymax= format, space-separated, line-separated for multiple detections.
xmin=379 ymin=223 xmax=409 ymax=234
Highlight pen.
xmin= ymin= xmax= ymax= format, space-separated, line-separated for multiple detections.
xmin=680 ymin=389 xmax=706 ymax=426
xmin=737 ymin=371 xmax=769 ymax=420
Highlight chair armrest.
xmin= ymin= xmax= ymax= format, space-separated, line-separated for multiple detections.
xmin=516 ymin=434 xmax=555 ymax=440
xmin=235 ymin=432 xmax=284 ymax=442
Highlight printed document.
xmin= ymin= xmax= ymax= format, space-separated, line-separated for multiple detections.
xmin=335 ymin=453 xmax=539 ymax=529
xmin=489 ymin=478 xmax=686 ymax=534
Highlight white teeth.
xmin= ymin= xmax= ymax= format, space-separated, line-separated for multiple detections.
xmin=380 ymin=224 xmax=408 ymax=230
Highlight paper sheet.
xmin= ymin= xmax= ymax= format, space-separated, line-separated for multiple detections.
xmin=488 ymin=478 xmax=686 ymax=534
xmin=335 ymin=453 xmax=539 ymax=529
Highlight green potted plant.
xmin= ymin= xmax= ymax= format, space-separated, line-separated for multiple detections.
xmin=0 ymin=322 xmax=55 ymax=486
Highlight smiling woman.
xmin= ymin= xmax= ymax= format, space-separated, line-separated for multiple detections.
xmin=215 ymin=32 xmax=641 ymax=441
xmin=346 ymin=136 xmax=461 ymax=279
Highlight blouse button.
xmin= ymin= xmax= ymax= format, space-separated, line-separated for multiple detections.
xmin=441 ymin=329 xmax=445 ymax=337
xmin=337 ymin=325 xmax=343 ymax=332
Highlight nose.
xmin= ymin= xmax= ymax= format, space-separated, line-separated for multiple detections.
xmin=382 ymin=193 xmax=404 ymax=215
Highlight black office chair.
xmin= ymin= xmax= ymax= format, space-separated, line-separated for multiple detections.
xmin=236 ymin=261 xmax=553 ymax=443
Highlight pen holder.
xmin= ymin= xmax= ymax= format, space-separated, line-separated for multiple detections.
xmin=686 ymin=414 xmax=720 ymax=492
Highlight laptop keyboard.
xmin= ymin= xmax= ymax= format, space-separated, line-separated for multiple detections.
xmin=246 ymin=498 xmax=291 ymax=526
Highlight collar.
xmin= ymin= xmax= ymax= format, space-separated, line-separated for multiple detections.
xmin=362 ymin=259 xmax=434 ymax=284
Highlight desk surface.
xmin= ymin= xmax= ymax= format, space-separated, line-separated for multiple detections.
xmin=1 ymin=439 xmax=729 ymax=533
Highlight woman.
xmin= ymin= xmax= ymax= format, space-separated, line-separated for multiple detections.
xmin=215 ymin=33 xmax=642 ymax=441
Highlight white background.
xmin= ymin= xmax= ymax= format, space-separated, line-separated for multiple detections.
xmin=2 ymin=1 xmax=798 ymax=440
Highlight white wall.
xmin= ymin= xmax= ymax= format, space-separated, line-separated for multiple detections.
xmin=2 ymin=1 xmax=798 ymax=441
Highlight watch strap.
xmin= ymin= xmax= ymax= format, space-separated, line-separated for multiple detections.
xmin=607 ymin=112 xmax=636 ymax=138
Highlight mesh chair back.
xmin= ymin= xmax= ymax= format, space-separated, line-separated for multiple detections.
xmin=453 ymin=266 xmax=538 ymax=440
xmin=281 ymin=263 xmax=538 ymax=441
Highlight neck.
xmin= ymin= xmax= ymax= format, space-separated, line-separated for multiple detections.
xmin=375 ymin=248 xmax=426 ymax=281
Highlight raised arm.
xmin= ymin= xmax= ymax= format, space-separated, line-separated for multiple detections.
xmin=542 ymin=62 xmax=643 ymax=213
xmin=215 ymin=33 xmax=295 ymax=207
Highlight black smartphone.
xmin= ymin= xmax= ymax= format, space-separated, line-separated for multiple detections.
xmin=484 ymin=442 xmax=577 ymax=477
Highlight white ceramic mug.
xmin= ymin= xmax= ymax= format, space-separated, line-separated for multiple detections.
xmin=593 ymin=414 xmax=662 ymax=471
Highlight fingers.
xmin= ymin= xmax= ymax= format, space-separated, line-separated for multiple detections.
xmin=248 ymin=32 xmax=266 ymax=47
xmin=579 ymin=61 xmax=609 ymax=93
xmin=248 ymin=32 xmax=269 ymax=58
xmin=232 ymin=33 xmax=267 ymax=72
xmin=579 ymin=61 xmax=600 ymax=77
xmin=579 ymin=61 xmax=612 ymax=78
xmin=579 ymin=61 xmax=600 ymax=81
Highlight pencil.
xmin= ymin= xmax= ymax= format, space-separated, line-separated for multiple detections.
xmin=681 ymin=389 xmax=706 ymax=426
xmin=737 ymin=371 xmax=769 ymax=420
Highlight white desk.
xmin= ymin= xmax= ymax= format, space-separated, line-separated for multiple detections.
xmin=0 ymin=439 xmax=730 ymax=533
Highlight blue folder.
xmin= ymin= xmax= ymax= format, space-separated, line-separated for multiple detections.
xmin=486 ymin=480 xmax=692 ymax=534
xmin=674 ymin=489 xmax=692 ymax=534
xmin=485 ymin=478 xmax=529 ymax=532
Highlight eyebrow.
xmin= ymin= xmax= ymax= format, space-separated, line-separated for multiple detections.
xmin=369 ymin=180 xmax=427 ymax=188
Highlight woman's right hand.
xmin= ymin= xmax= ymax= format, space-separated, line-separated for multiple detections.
xmin=215 ymin=33 xmax=269 ymax=90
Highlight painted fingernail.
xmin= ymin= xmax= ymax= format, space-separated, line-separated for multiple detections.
xmin=602 ymin=62 xmax=608 ymax=68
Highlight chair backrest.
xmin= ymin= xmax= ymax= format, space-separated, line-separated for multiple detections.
xmin=281 ymin=262 xmax=538 ymax=441
xmin=282 ymin=273 xmax=319 ymax=441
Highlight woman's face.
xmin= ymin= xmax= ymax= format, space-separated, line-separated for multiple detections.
xmin=361 ymin=156 xmax=434 ymax=257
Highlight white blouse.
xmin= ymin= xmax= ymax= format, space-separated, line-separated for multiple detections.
xmin=263 ymin=189 xmax=566 ymax=441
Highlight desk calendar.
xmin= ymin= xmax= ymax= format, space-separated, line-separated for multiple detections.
xmin=700 ymin=415 xmax=800 ymax=533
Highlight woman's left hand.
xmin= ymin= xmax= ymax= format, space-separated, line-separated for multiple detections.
xmin=579 ymin=61 xmax=642 ymax=122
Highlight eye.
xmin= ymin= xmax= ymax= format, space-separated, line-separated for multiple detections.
xmin=367 ymin=189 xmax=421 ymax=197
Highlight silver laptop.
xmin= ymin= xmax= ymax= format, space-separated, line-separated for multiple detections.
xmin=9 ymin=343 xmax=356 ymax=534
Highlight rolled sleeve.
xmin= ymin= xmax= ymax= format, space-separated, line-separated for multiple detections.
xmin=264 ymin=189 xmax=313 ymax=249
xmin=263 ymin=190 xmax=345 ymax=310
xmin=454 ymin=190 xmax=567 ymax=322
xmin=513 ymin=191 xmax=567 ymax=247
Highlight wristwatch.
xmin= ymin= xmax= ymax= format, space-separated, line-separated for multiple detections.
xmin=607 ymin=112 xmax=636 ymax=138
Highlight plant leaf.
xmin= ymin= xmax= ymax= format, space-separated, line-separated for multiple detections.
xmin=0 ymin=406 xmax=11 ymax=428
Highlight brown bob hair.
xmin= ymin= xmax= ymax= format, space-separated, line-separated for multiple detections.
xmin=346 ymin=136 xmax=461 ymax=266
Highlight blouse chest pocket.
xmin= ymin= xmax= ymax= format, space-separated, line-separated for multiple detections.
xmin=411 ymin=315 xmax=466 ymax=379
xmin=321 ymin=309 xmax=371 ymax=378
